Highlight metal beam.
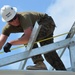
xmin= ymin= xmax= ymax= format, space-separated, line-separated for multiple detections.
xmin=0 ymin=36 xmax=75 ymax=67
xmin=0 ymin=70 xmax=75 ymax=75
xmin=26 ymin=22 xmax=42 ymax=51
xmin=19 ymin=22 xmax=41 ymax=69
xmin=68 ymin=41 xmax=75 ymax=71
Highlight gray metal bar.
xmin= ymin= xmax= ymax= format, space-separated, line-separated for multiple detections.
xmin=19 ymin=22 xmax=41 ymax=69
xmin=68 ymin=41 xmax=75 ymax=71
xmin=26 ymin=22 xmax=42 ymax=51
xmin=0 ymin=36 xmax=75 ymax=67
xmin=0 ymin=70 xmax=75 ymax=75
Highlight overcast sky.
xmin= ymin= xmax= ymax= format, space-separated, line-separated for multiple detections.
xmin=0 ymin=0 xmax=75 ymax=70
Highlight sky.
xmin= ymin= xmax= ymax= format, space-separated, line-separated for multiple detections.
xmin=0 ymin=0 xmax=75 ymax=70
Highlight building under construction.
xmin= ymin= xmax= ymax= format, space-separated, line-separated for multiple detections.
xmin=0 ymin=22 xmax=75 ymax=75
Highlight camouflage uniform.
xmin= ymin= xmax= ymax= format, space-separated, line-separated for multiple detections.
xmin=32 ymin=14 xmax=66 ymax=70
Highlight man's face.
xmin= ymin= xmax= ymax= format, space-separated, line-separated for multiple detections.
xmin=8 ymin=15 xmax=20 ymax=26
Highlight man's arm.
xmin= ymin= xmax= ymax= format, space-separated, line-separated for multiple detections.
xmin=0 ymin=34 xmax=8 ymax=50
xmin=9 ymin=26 xmax=32 ymax=45
xmin=3 ymin=26 xmax=32 ymax=53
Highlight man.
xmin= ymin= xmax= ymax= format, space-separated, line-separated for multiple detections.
xmin=0 ymin=5 xmax=66 ymax=70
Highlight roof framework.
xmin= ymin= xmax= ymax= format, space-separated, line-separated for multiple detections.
xmin=0 ymin=22 xmax=75 ymax=75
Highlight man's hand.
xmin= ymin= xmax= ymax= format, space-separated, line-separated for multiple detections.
xmin=3 ymin=42 xmax=12 ymax=53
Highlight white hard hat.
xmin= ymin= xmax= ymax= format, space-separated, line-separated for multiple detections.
xmin=0 ymin=5 xmax=17 ymax=22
